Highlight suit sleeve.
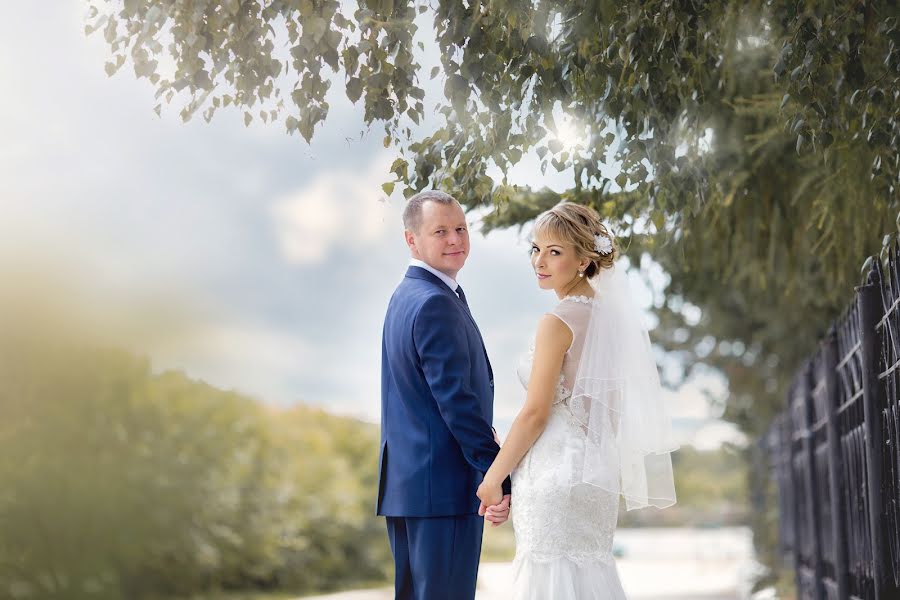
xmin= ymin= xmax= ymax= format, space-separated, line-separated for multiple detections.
xmin=414 ymin=294 xmax=511 ymax=495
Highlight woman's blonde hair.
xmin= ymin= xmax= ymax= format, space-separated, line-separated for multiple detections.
xmin=532 ymin=202 xmax=617 ymax=277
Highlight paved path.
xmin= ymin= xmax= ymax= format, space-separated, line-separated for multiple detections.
xmin=303 ymin=527 xmax=761 ymax=600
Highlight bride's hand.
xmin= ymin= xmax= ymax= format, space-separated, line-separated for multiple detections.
xmin=483 ymin=494 xmax=511 ymax=527
xmin=476 ymin=478 xmax=503 ymax=510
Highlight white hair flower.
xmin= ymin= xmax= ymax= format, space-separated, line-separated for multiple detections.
xmin=594 ymin=233 xmax=613 ymax=255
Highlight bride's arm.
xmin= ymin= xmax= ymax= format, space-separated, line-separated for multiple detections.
xmin=477 ymin=313 xmax=571 ymax=507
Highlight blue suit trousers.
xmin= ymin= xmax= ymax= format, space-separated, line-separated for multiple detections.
xmin=385 ymin=514 xmax=484 ymax=600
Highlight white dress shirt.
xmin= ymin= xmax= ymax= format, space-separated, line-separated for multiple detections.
xmin=409 ymin=258 xmax=459 ymax=296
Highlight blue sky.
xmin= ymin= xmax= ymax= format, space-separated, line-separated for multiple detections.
xmin=1 ymin=3 xmax=742 ymax=449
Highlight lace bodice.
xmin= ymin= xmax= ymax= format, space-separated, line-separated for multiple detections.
xmin=516 ymin=295 xmax=595 ymax=404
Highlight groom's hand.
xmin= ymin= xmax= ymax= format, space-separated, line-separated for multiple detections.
xmin=480 ymin=494 xmax=511 ymax=527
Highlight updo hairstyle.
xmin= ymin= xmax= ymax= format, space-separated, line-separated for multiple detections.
xmin=532 ymin=202 xmax=617 ymax=278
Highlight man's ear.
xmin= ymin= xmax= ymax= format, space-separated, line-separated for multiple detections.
xmin=404 ymin=229 xmax=416 ymax=251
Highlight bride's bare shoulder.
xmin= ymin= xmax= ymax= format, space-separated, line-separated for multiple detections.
xmin=534 ymin=312 xmax=573 ymax=354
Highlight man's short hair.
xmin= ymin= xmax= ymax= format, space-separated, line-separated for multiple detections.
xmin=402 ymin=190 xmax=458 ymax=233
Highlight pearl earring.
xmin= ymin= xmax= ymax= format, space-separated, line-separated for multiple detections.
xmin=578 ymin=271 xmax=584 ymax=278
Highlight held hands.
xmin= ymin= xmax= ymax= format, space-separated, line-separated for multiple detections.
xmin=477 ymin=477 xmax=510 ymax=527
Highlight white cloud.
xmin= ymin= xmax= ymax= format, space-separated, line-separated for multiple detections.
xmin=270 ymin=154 xmax=400 ymax=265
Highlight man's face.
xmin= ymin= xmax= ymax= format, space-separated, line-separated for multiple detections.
xmin=405 ymin=200 xmax=470 ymax=279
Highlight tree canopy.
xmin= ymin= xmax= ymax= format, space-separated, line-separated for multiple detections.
xmin=86 ymin=0 xmax=900 ymax=434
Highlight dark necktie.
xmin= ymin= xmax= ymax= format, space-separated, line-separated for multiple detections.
xmin=456 ymin=284 xmax=469 ymax=308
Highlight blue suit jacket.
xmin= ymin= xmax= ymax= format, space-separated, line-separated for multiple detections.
xmin=377 ymin=266 xmax=510 ymax=517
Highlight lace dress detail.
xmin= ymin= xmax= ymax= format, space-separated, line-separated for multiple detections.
xmin=511 ymin=297 xmax=627 ymax=599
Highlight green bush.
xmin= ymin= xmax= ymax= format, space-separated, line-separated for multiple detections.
xmin=0 ymin=333 xmax=391 ymax=600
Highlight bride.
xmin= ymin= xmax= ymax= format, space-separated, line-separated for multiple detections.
xmin=476 ymin=202 xmax=678 ymax=599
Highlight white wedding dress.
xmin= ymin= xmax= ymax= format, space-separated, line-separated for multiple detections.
xmin=511 ymin=295 xmax=628 ymax=599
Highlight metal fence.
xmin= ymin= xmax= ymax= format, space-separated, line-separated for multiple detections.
xmin=762 ymin=254 xmax=900 ymax=600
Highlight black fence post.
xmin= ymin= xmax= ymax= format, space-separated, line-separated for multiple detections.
xmin=772 ymin=413 xmax=796 ymax=564
xmin=793 ymin=363 xmax=825 ymax=600
xmin=856 ymin=267 xmax=887 ymax=600
xmin=878 ymin=245 xmax=900 ymax=596
xmin=791 ymin=376 xmax=805 ymax=599
xmin=781 ymin=414 xmax=796 ymax=563
xmin=821 ymin=328 xmax=849 ymax=600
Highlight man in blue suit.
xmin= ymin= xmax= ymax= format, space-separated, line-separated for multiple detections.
xmin=378 ymin=190 xmax=511 ymax=600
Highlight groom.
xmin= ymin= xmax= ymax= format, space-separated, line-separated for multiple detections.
xmin=377 ymin=190 xmax=511 ymax=600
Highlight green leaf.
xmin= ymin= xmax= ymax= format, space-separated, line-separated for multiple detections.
xmin=390 ymin=158 xmax=408 ymax=181
xmin=331 ymin=12 xmax=348 ymax=28
xmin=305 ymin=17 xmax=327 ymax=42
xmin=382 ymin=182 xmax=395 ymax=196
xmin=773 ymin=59 xmax=785 ymax=77
xmin=346 ymin=77 xmax=363 ymax=103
